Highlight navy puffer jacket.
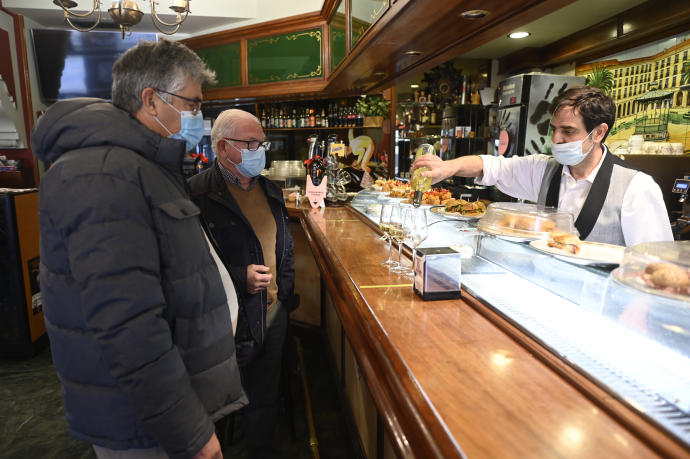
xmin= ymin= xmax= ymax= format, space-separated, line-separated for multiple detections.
xmin=32 ymin=98 xmax=247 ymax=458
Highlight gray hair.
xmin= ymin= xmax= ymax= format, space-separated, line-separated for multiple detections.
xmin=211 ymin=109 xmax=261 ymax=156
xmin=111 ymin=38 xmax=216 ymax=114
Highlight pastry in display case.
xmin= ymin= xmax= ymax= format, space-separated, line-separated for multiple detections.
xmin=603 ymin=241 xmax=690 ymax=360
xmin=476 ymin=202 xmax=576 ymax=241
xmin=611 ymin=241 xmax=690 ymax=302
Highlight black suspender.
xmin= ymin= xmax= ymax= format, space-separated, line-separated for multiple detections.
xmin=544 ymin=152 xmax=633 ymax=240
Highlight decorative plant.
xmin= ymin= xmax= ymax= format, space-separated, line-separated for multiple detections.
xmin=586 ymin=65 xmax=615 ymax=96
xmin=356 ymin=96 xmax=391 ymax=117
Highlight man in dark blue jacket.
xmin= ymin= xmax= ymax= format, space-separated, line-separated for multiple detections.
xmin=188 ymin=109 xmax=296 ymax=458
xmin=33 ymin=40 xmax=246 ymax=459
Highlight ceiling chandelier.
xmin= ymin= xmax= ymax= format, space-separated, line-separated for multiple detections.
xmin=52 ymin=0 xmax=191 ymax=39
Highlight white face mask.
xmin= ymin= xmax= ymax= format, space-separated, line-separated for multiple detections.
xmin=551 ymin=130 xmax=595 ymax=166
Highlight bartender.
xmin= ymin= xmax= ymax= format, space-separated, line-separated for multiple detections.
xmin=413 ymin=86 xmax=673 ymax=246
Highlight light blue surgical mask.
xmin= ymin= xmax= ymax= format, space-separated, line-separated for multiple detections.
xmin=154 ymin=93 xmax=204 ymax=152
xmin=225 ymin=140 xmax=266 ymax=177
xmin=550 ymin=130 xmax=595 ymax=166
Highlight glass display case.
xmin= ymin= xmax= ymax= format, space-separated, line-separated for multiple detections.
xmin=349 ymin=190 xmax=690 ymax=448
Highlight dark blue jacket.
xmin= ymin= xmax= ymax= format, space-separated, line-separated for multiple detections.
xmin=188 ymin=161 xmax=295 ymax=365
xmin=32 ymin=99 xmax=247 ymax=458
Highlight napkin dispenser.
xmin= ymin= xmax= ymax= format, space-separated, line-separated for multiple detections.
xmin=413 ymin=247 xmax=462 ymax=300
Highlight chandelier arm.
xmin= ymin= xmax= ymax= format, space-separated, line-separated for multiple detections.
xmin=57 ymin=0 xmax=102 ymax=19
xmin=64 ymin=6 xmax=102 ymax=32
xmin=151 ymin=11 xmax=189 ymax=28
xmin=152 ymin=19 xmax=182 ymax=35
xmin=149 ymin=0 xmax=189 ymax=27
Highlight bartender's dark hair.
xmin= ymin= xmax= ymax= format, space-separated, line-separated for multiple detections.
xmin=111 ymin=39 xmax=216 ymax=114
xmin=552 ymin=86 xmax=615 ymax=141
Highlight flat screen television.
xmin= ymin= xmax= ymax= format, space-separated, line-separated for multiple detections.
xmin=31 ymin=29 xmax=157 ymax=103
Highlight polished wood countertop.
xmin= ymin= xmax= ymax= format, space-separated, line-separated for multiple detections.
xmin=291 ymin=204 xmax=689 ymax=458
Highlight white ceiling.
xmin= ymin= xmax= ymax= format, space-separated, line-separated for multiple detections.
xmin=6 ymin=0 xmax=650 ymax=50
xmin=1 ymin=0 xmax=324 ymax=38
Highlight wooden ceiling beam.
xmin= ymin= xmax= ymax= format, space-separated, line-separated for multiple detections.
xmin=325 ymin=0 xmax=576 ymax=95
xmin=499 ymin=0 xmax=690 ymax=74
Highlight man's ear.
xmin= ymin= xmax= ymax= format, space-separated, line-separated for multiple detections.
xmin=594 ymin=123 xmax=608 ymax=143
xmin=140 ymin=87 xmax=158 ymax=116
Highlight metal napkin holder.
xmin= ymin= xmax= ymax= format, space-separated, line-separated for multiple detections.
xmin=413 ymin=247 xmax=462 ymax=300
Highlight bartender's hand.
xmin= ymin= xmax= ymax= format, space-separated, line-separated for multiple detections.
xmin=412 ymin=154 xmax=484 ymax=183
xmin=412 ymin=154 xmax=455 ymax=184
xmin=247 ymin=264 xmax=272 ymax=294
xmin=192 ymin=433 xmax=222 ymax=459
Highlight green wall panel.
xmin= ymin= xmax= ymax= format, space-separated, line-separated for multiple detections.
xmin=195 ymin=42 xmax=241 ymax=88
xmin=248 ymin=29 xmax=323 ymax=84
xmin=351 ymin=0 xmax=388 ymax=49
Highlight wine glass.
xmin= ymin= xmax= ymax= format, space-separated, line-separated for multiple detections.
xmin=389 ymin=206 xmax=407 ymax=274
xmin=379 ymin=203 xmax=397 ymax=267
xmin=405 ymin=207 xmax=428 ymax=276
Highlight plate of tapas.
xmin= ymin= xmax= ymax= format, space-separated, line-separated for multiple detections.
xmin=430 ymin=198 xmax=487 ymax=221
xmin=529 ymin=232 xmax=625 ymax=267
xmin=404 ymin=188 xmax=453 ymax=206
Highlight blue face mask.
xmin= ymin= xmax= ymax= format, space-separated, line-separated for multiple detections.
xmin=550 ymin=130 xmax=594 ymax=166
xmin=226 ymin=141 xmax=266 ymax=177
xmin=154 ymin=93 xmax=204 ymax=152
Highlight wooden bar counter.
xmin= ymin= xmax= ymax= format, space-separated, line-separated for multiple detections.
xmin=288 ymin=203 xmax=689 ymax=458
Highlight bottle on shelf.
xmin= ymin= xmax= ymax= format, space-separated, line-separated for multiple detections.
xmin=321 ymin=107 xmax=328 ymax=128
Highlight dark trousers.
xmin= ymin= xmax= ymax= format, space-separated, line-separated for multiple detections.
xmin=241 ymin=300 xmax=288 ymax=458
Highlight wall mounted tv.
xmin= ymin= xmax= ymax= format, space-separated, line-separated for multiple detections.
xmin=32 ymin=29 xmax=157 ymax=103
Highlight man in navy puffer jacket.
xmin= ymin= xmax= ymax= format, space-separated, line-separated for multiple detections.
xmin=32 ymin=39 xmax=246 ymax=459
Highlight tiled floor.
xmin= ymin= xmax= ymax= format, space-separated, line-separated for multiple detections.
xmin=0 ymin=325 xmax=354 ymax=459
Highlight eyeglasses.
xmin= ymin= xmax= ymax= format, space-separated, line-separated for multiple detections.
xmin=154 ymin=88 xmax=202 ymax=115
xmin=224 ymin=138 xmax=271 ymax=151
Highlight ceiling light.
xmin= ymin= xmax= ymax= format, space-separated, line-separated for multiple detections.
xmin=460 ymin=9 xmax=489 ymax=20
xmin=374 ymin=72 xmax=386 ymax=77
xmin=53 ymin=0 xmax=191 ymax=39
xmin=404 ymin=50 xmax=422 ymax=56
xmin=410 ymin=84 xmax=419 ymax=88
xmin=509 ymin=31 xmax=530 ymax=39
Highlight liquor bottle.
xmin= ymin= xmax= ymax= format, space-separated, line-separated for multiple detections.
xmin=321 ymin=107 xmax=328 ymax=128
xmin=309 ymin=108 xmax=316 ymax=128
xmin=328 ymin=104 xmax=334 ymax=127
xmin=410 ymin=144 xmax=435 ymax=207
xmin=315 ymin=107 xmax=322 ymax=127
xmin=292 ymin=108 xmax=297 ymax=128
xmin=260 ymin=109 xmax=266 ymax=128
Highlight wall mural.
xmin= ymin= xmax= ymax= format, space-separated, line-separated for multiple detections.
xmin=576 ymin=33 xmax=690 ymax=154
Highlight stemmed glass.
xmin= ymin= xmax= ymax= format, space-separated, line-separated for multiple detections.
xmin=379 ymin=203 xmax=398 ymax=267
xmin=404 ymin=207 xmax=428 ymax=277
xmin=389 ymin=206 xmax=408 ymax=274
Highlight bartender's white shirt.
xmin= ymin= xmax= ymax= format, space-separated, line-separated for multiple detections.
xmin=475 ymin=150 xmax=673 ymax=246
xmin=204 ymin=232 xmax=238 ymax=335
